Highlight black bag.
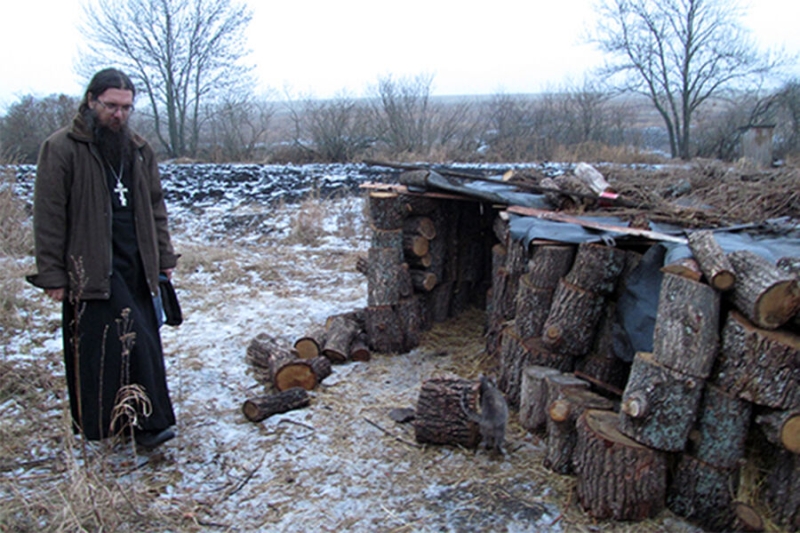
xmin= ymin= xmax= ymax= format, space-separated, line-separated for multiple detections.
xmin=159 ymin=273 xmax=183 ymax=326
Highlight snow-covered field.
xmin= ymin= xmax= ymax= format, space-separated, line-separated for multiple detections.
xmin=1 ymin=163 xmax=702 ymax=532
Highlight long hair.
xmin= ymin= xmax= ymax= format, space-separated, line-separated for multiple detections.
xmin=78 ymin=68 xmax=136 ymax=113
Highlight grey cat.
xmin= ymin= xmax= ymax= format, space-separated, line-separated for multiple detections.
xmin=460 ymin=374 xmax=509 ymax=455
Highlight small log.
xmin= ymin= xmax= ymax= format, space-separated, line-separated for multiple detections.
xmin=410 ymin=269 xmax=437 ymax=292
xmin=574 ymin=409 xmax=668 ymax=521
xmin=247 ymin=333 xmax=315 ymax=391
xmin=407 ymin=252 xmax=433 ymax=269
xmin=325 ymin=308 xmax=366 ymax=330
xmin=403 ymin=216 xmax=436 ymax=240
xmin=499 ymin=331 xmax=575 ymax=408
xmin=242 ymin=387 xmax=310 ymax=423
xmin=368 ymin=191 xmax=404 ymax=230
xmin=651 ymin=272 xmax=720 ymax=379
xmin=763 ymin=448 xmax=800 ymax=531
xmin=365 ymin=305 xmax=404 ymax=354
xmin=713 ymin=310 xmax=800 ymax=409
xmin=322 ymin=315 xmax=361 ymax=363
xmin=293 ymin=326 xmax=326 ymax=360
xmin=527 ymin=244 xmax=576 ymax=290
xmin=687 ymin=383 xmax=752 ymax=469
xmin=755 ymin=408 xmax=800 ymax=453
xmin=541 ymin=279 xmax=604 ymax=357
xmin=619 ymin=351 xmax=704 ymax=452
xmin=727 ymin=250 xmax=800 ymax=329
xmin=349 ymin=333 xmax=371 ymax=362
xmin=564 ymin=242 xmax=626 ymax=296
xmin=519 ymin=365 xmax=563 ymax=434
xmin=545 ymin=387 xmax=613 ymax=474
xmin=513 ymin=273 xmax=553 ymax=339
xmin=687 ymin=229 xmax=736 ymax=291
xmin=367 ymin=247 xmax=403 ymax=306
xmin=403 ymin=233 xmax=429 ymax=258
xmin=309 ymin=356 xmax=332 ymax=382
xmin=667 ymin=454 xmax=739 ymax=532
xmin=414 ymin=375 xmax=481 ymax=448
xmin=660 ymin=256 xmax=703 ymax=282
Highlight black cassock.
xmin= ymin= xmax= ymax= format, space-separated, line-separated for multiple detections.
xmin=62 ymin=162 xmax=175 ymax=441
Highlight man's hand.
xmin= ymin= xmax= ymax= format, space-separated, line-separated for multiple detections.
xmin=162 ymin=268 xmax=174 ymax=280
xmin=45 ymin=288 xmax=65 ymax=302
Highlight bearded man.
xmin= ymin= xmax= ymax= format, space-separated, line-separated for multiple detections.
xmin=27 ymin=68 xmax=179 ymax=449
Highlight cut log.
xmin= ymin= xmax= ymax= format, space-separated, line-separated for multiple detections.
xmin=687 ymin=383 xmax=752 ymax=469
xmin=545 ymin=387 xmax=613 ymax=474
xmin=367 ymin=247 xmax=403 ymax=306
xmin=398 ymin=192 xmax=438 ymax=216
xmin=667 ymin=454 xmax=739 ymax=532
xmin=365 ymin=305 xmax=404 ymax=354
xmin=397 ymin=263 xmax=413 ymax=298
xmin=519 ymin=365 xmax=563 ymax=434
xmin=247 ymin=333 xmax=316 ymax=391
xmin=403 ymin=233 xmax=429 ymax=258
xmin=410 ymin=269 xmax=437 ymax=292
xmin=541 ymin=279 xmax=604 ymax=357
xmin=660 ymin=256 xmax=703 ymax=282
xmin=564 ymin=242 xmax=626 ymax=296
xmin=651 ymin=272 xmax=720 ymax=379
xmin=574 ymin=409 xmax=667 ymax=521
xmin=403 ymin=216 xmax=436 ymax=240
xmin=309 ymin=356 xmax=332 ymax=382
xmin=371 ymin=228 xmax=403 ymax=253
xmin=368 ymin=191 xmax=404 ymax=230
xmin=293 ymin=326 xmax=326 ymax=360
xmin=763 ymin=448 xmax=800 ymax=531
xmin=322 ymin=315 xmax=361 ymax=363
xmin=755 ymin=408 xmax=800 ymax=453
xmin=513 ymin=273 xmax=553 ymax=339
xmin=396 ymin=296 xmax=422 ymax=352
xmin=325 ymin=308 xmax=366 ymax=330
xmin=527 ymin=244 xmax=576 ymax=290
xmin=687 ymin=229 xmax=736 ymax=291
xmin=407 ymin=252 xmax=433 ymax=269
xmin=713 ymin=310 xmax=800 ymax=409
xmin=414 ymin=374 xmax=481 ymax=448
xmin=727 ymin=250 xmax=800 ymax=329
xmin=619 ymin=351 xmax=704 ymax=452
xmin=349 ymin=333 xmax=371 ymax=362
xmin=242 ymin=387 xmax=310 ymax=423
xmin=428 ymin=281 xmax=453 ymax=323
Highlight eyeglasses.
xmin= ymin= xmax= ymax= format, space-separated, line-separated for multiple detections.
xmin=96 ymin=99 xmax=135 ymax=115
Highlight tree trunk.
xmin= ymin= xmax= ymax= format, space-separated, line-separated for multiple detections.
xmin=727 ymin=250 xmax=800 ymax=330
xmin=574 ymin=409 xmax=667 ymax=521
xmin=368 ymin=191 xmax=404 ymax=230
xmin=619 ymin=351 xmax=704 ymax=452
xmin=242 ymin=387 xmax=310 ymax=423
xmin=414 ymin=375 xmax=481 ymax=448
xmin=687 ymin=229 xmax=736 ymax=291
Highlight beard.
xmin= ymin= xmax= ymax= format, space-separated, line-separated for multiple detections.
xmin=84 ymin=108 xmax=133 ymax=170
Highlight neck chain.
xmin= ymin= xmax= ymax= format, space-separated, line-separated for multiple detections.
xmin=106 ymin=159 xmax=129 ymax=207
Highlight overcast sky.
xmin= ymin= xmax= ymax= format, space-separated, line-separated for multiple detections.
xmin=1 ymin=0 xmax=799 ymax=111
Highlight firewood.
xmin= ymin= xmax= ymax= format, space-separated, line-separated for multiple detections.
xmin=545 ymin=387 xmax=613 ymax=474
xmin=322 ymin=315 xmax=361 ymax=363
xmin=365 ymin=305 xmax=404 ymax=354
xmin=349 ymin=333 xmax=371 ymax=362
xmin=367 ymin=247 xmax=403 ymax=306
xmin=410 ymin=269 xmax=437 ymax=292
xmin=242 ymin=387 xmax=310 ymax=423
xmin=368 ymin=191 xmax=404 ymax=230
xmin=293 ymin=326 xmax=326 ymax=360
xmin=371 ymin=228 xmax=403 ymax=253
xmin=755 ymin=408 xmax=800 ymax=453
xmin=727 ymin=250 xmax=800 ymax=329
xmin=687 ymin=229 xmax=736 ymax=291
xmin=414 ymin=374 xmax=481 ymax=448
xmin=528 ymin=244 xmax=575 ymax=289
xmin=651 ymin=272 xmax=720 ymax=378
xmin=574 ymin=409 xmax=667 ymax=521
xmin=762 ymin=448 xmax=800 ymax=531
xmin=325 ymin=308 xmax=366 ymax=330
xmin=519 ymin=365 xmax=563 ymax=434
xmin=660 ymin=256 xmax=703 ymax=282
xmin=403 ymin=233 xmax=429 ymax=258
xmin=246 ymin=334 xmax=316 ymax=391
xmin=403 ymin=216 xmax=436 ymax=240
xmin=407 ymin=252 xmax=432 ymax=268
xmin=713 ymin=310 xmax=800 ymax=409
xmin=541 ymin=279 xmax=604 ymax=357
xmin=687 ymin=383 xmax=752 ymax=469
xmin=513 ymin=273 xmax=553 ymax=339
xmin=667 ymin=453 xmax=739 ymax=532
xmin=619 ymin=351 xmax=704 ymax=452
xmin=564 ymin=242 xmax=627 ymax=296
xmin=575 ymin=300 xmax=631 ymax=396
xmin=309 ymin=356 xmax=332 ymax=382
xmin=398 ymin=193 xmax=438 ymax=216
xmin=396 ymin=296 xmax=422 ymax=352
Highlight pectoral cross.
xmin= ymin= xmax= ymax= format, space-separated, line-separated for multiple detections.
xmin=114 ymin=180 xmax=129 ymax=207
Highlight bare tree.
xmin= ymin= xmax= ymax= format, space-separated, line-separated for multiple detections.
xmin=371 ymin=74 xmax=436 ymax=156
xmin=592 ymin=0 xmax=775 ymax=159
xmin=0 ymin=94 xmax=78 ymax=163
xmin=202 ymin=93 xmax=277 ymax=162
xmin=79 ymin=0 xmax=253 ymax=158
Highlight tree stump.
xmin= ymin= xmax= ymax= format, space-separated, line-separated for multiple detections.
xmin=564 ymin=242 xmax=626 ymax=296
xmin=713 ymin=310 xmax=800 ymax=409
xmin=687 ymin=229 xmax=736 ymax=291
xmin=763 ymin=448 xmax=800 ymax=531
xmin=322 ymin=315 xmax=361 ymax=363
xmin=651 ymin=272 xmax=720 ymax=379
xmin=293 ymin=326 xmax=326 ymax=360
xmin=755 ymin=408 xmax=800 ymax=454
xmin=369 ymin=191 xmax=404 ymax=230
xmin=619 ymin=351 xmax=704 ymax=451
xmin=519 ymin=365 xmax=563 ymax=434
xmin=667 ymin=453 xmax=739 ymax=532
xmin=528 ymin=244 xmax=575 ymax=290
xmin=242 ymin=387 xmax=310 ymax=423
xmin=541 ymin=279 xmax=604 ymax=357
xmin=544 ymin=388 xmax=613 ymax=474
xmin=687 ymin=383 xmax=752 ymax=469
xmin=727 ymin=250 xmax=800 ymax=330
xmin=414 ymin=375 xmax=481 ymax=448
xmin=365 ymin=305 xmax=404 ymax=354
xmin=574 ymin=409 xmax=667 ymax=521
xmin=514 ymin=273 xmax=553 ymax=339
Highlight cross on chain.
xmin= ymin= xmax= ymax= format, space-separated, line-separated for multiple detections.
xmin=114 ymin=180 xmax=129 ymax=207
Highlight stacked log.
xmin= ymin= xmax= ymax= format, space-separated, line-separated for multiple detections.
xmin=413 ymin=374 xmax=481 ymax=448
xmin=245 ymin=333 xmax=321 ymax=391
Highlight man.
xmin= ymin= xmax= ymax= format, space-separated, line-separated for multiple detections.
xmin=27 ymin=68 xmax=179 ymax=449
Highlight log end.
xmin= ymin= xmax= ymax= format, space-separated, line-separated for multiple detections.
xmin=781 ymin=414 xmax=800 ymax=454
xmin=275 ymin=363 xmax=317 ymax=391
xmin=549 ymin=399 xmax=571 ymax=423
xmin=756 ymin=280 xmax=800 ymax=329
xmin=733 ymin=502 xmax=764 ymax=532
xmin=621 ymin=394 xmax=648 ymax=419
xmin=294 ymin=338 xmax=321 ymax=360
xmin=711 ymin=271 xmax=736 ymax=292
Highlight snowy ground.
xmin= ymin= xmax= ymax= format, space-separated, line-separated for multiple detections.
xmin=2 ymin=163 xmax=703 ymax=532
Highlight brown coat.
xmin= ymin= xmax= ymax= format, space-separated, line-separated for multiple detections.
xmin=27 ymin=113 xmax=178 ymax=300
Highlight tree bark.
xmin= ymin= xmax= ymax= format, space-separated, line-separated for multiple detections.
xmin=414 ymin=375 xmax=481 ymax=448
xmin=687 ymin=229 xmax=736 ymax=291
xmin=687 ymin=383 xmax=752 ymax=469
xmin=368 ymin=191 xmax=404 ymax=230
xmin=528 ymin=244 xmax=576 ymax=290
xmin=763 ymin=448 xmax=800 ymax=531
xmin=247 ymin=333 xmax=316 ymax=391
xmin=564 ymin=241 xmax=627 ymax=296
xmin=727 ymin=250 xmax=800 ymax=330
xmin=322 ymin=315 xmax=361 ymax=363
xmin=755 ymin=407 xmax=800 ymax=454
xmin=661 ymin=256 xmax=703 ymax=283
xmin=242 ymin=387 xmax=310 ymax=423
xmin=519 ymin=365 xmax=563 ymax=434
xmin=667 ymin=453 xmax=739 ymax=532
xmin=365 ymin=305 xmax=404 ymax=354
xmin=513 ymin=273 xmax=553 ymax=339
xmin=367 ymin=247 xmax=403 ymax=306
xmin=541 ymin=279 xmax=604 ymax=357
